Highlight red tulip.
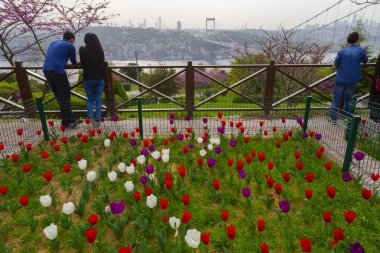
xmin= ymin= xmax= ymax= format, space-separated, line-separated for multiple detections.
xmin=245 ymin=155 xmax=252 ymax=164
xmin=53 ymin=144 xmax=60 ymax=151
xmin=257 ymin=219 xmax=266 ymax=232
xmin=11 ymin=154 xmax=18 ymax=162
xmin=63 ymin=164 xmax=71 ymax=173
xmin=221 ymin=120 xmax=226 ymax=126
xmin=250 ymin=150 xmax=256 ymax=157
xmin=371 ymin=173 xmax=380 ymax=181
xmin=282 ymin=133 xmax=289 ymax=141
xmin=160 ymin=199 xmax=168 ymax=210
xmin=212 ymin=179 xmax=220 ymax=190
xmin=96 ymin=129 xmax=102 ymax=135
xmin=60 ymin=125 xmax=66 ymax=132
xmin=144 ymin=187 xmax=152 ymax=196
xmin=272 ymin=126 xmax=277 ymax=132
xmin=196 ymin=158 xmax=203 ymax=165
xmin=331 ymin=228 xmax=346 ymax=248
xmin=36 ymin=130 xmax=42 ymax=136
xmin=41 ymin=151 xmax=49 ymax=159
xmin=244 ymin=136 xmax=250 ymax=143
xmin=201 ymin=232 xmax=211 ymax=245
xmin=17 ymin=128 xmax=23 ymax=136
xmin=321 ymin=210 xmax=331 ymax=223
xmin=135 ymin=127 xmax=140 ymax=133
xmin=182 ymin=194 xmax=190 ymax=206
xmin=263 ymin=130 xmax=268 ymax=136
xmin=217 ymin=112 xmax=222 ymax=118
xmin=361 ymin=188 xmax=372 ymax=200
xmin=300 ymin=237 xmax=312 ymax=252
xmin=221 ymin=210 xmax=229 ymax=221
xmin=288 ymin=130 xmax=293 ymax=137
xmin=181 ymin=210 xmax=191 ymax=223
xmin=178 ymin=165 xmax=186 ymax=177
xmin=48 ymin=120 xmax=54 ymax=127
xmin=237 ymin=160 xmax=244 ymax=170
xmin=152 ymin=126 xmax=157 ymax=133
xmin=134 ymin=191 xmax=141 ymax=201
xmin=118 ymin=245 xmax=133 ymax=253
xmin=316 ymin=150 xmax=323 ymax=158
xmin=305 ymin=173 xmax=315 ymax=183
xmin=85 ymin=118 xmax=91 ymax=124
xmin=165 ymin=172 xmax=172 ymax=180
xmin=258 ymin=152 xmax=266 ymax=162
xmin=85 ymin=227 xmax=97 ymax=243
xmin=282 ymin=172 xmax=291 ymax=182
xmin=163 ymin=215 xmax=168 ymax=222
xmin=163 ymin=139 xmax=168 ymax=145
xmin=226 ymin=224 xmax=236 ymax=239
xmin=294 ymin=151 xmax=301 ymax=159
xmin=240 ymin=127 xmax=245 ymax=133
xmin=25 ymin=143 xmax=32 ymax=150
xmin=274 ymin=184 xmax=282 ymax=194
xmin=87 ymin=213 xmax=99 ymax=226
xmin=259 ymin=121 xmax=264 ymax=127
xmin=77 ymin=132 xmax=82 ymax=138
xmin=296 ymin=161 xmax=304 ymax=170
xmin=89 ymin=129 xmax=95 ymax=136
xmin=0 ymin=186 xmax=8 ymax=195
xmin=182 ymin=146 xmax=188 ymax=153
xmin=324 ymin=162 xmax=332 ymax=171
xmin=281 ymin=117 xmax=286 ymax=123
xmin=259 ymin=243 xmax=269 ymax=253
xmin=344 ymin=210 xmax=358 ymax=223
xmin=42 ymin=171 xmax=53 ymax=181
xmin=61 ymin=137 xmax=68 ymax=144
xmin=309 ymin=131 xmax=315 ymax=137
xmin=20 ymin=196 xmax=29 ymax=206
xmin=227 ymin=159 xmax=234 ymax=167
xmin=266 ymin=177 xmax=275 ymax=188
xmin=305 ymin=189 xmax=313 ymax=199
xmin=22 ymin=164 xmax=32 ymax=173
xmin=326 ymin=187 xmax=336 ymax=199
xmin=267 ymin=161 xmax=274 ymax=170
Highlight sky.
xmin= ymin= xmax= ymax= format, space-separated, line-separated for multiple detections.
xmin=95 ymin=0 xmax=378 ymax=29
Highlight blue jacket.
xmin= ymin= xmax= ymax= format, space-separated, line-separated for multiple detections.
xmin=334 ymin=44 xmax=368 ymax=84
xmin=43 ymin=40 xmax=77 ymax=74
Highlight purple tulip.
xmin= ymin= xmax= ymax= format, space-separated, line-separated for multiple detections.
xmin=207 ymin=157 xmax=217 ymax=168
xmin=145 ymin=165 xmax=154 ymax=174
xmin=188 ymin=143 xmax=194 ymax=149
xmin=169 ymin=119 xmax=174 ymax=125
xmin=217 ymin=126 xmax=225 ymax=134
xmin=354 ymin=151 xmax=365 ymax=161
xmin=203 ymin=117 xmax=208 ymax=123
xmin=204 ymin=126 xmax=208 ymax=130
xmin=157 ymin=156 xmax=162 ymax=162
xmin=129 ymin=139 xmax=137 ymax=146
xmin=242 ymin=188 xmax=251 ymax=198
xmin=177 ymin=134 xmax=184 ymax=141
xmin=140 ymin=149 xmax=149 ymax=157
xmin=297 ymin=117 xmax=303 ymax=125
xmin=294 ymin=146 xmax=300 ymax=151
xmin=302 ymin=132 xmax=308 ymax=138
xmin=184 ymin=114 xmax=191 ymax=121
xmin=140 ymin=176 xmax=148 ymax=185
xmin=349 ymin=242 xmax=365 ymax=253
xmin=229 ymin=139 xmax=237 ymax=147
xmin=315 ymin=133 xmax=322 ymax=140
xmin=238 ymin=169 xmax=246 ymax=179
xmin=169 ymin=113 xmax=175 ymax=119
xmin=111 ymin=115 xmax=119 ymax=122
xmin=109 ymin=201 xmax=125 ymax=215
xmin=202 ymin=136 xmax=206 ymax=143
xmin=342 ymin=172 xmax=354 ymax=182
xmin=214 ymin=146 xmax=222 ymax=154
xmin=99 ymin=117 xmax=105 ymax=122
xmin=279 ymin=199 xmax=291 ymax=213
xmin=148 ymin=144 xmax=155 ymax=152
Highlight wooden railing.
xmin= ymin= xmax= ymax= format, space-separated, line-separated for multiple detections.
xmin=0 ymin=61 xmax=376 ymax=116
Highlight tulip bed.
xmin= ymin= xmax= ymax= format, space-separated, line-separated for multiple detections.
xmin=0 ymin=117 xmax=380 ymax=253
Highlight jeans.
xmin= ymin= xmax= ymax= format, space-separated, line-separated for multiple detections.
xmin=44 ymin=70 xmax=76 ymax=126
xmin=330 ymin=82 xmax=356 ymax=121
xmin=84 ymin=80 xmax=104 ymax=120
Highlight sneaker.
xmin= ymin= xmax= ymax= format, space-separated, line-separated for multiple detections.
xmin=67 ymin=119 xmax=81 ymax=130
xmin=92 ymin=119 xmax=100 ymax=128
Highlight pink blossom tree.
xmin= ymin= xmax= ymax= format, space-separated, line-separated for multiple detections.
xmin=0 ymin=0 xmax=114 ymax=65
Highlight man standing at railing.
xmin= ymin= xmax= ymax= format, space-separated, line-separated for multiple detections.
xmin=331 ymin=32 xmax=368 ymax=124
xmin=43 ymin=31 xmax=81 ymax=129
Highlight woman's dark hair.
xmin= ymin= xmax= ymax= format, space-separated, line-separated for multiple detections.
xmin=83 ymin=33 xmax=104 ymax=68
xmin=347 ymin=32 xmax=359 ymax=44
xmin=63 ymin=31 xmax=75 ymax=41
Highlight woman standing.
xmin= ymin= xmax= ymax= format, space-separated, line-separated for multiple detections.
xmin=80 ymin=33 xmax=105 ymax=128
xmin=369 ymin=55 xmax=380 ymax=123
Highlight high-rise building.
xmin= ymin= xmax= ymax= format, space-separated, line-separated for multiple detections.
xmin=129 ymin=20 xmax=133 ymax=27
xmin=143 ymin=19 xmax=147 ymax=28
xmin=177 ymin=21 xmax=182 ymax=30
xmin=158 ymin=17 xmax=162 ymax=30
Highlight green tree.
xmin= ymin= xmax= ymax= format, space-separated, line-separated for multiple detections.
xmin=119 ymin=63 xmax=143 ymax=91
xmin=139 ymin=68 xmax=178 ymax=97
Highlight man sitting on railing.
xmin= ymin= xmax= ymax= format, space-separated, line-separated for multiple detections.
xmin=331 ymin=32 xmax=368 ymax=124
xmin=43 ymin=31 xmax=81 ymax=129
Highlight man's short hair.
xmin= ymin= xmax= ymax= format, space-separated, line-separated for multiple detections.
xmin=347 ymin=32 xmax=359 ymax=44
xmin=63 ymin=31 xmax=75 ymax=41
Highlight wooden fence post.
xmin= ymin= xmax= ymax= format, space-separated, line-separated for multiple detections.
xmin=185 ymin=61 xmax=195 ymax=116
xmin=263 ymin=60 xmax=276 ymax=116
xmin=14 ymin=62 xmax=36 ymax=116
xmin=103 ymin=62 xmax=116 ymax=116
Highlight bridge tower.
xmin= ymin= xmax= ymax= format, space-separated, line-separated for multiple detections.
xmin=206 ymin=18 xmax=215 ymax=34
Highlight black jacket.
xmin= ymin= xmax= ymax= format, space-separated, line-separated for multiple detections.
xmin=79 ymin=46 xmax=105 ymax=81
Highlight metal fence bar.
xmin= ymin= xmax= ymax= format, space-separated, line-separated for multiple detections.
xmin=343 ymin=115 xmax=361 ymax=172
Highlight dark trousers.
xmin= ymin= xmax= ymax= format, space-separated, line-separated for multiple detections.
xmin=44 ymin=70 xmax=75 ymax=126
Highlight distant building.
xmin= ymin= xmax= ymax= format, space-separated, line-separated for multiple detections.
xmin=159 ymin=17 xmax=162 ymax=30
xmin=143 ymin=19 xmax=147 ymax=28
xmin=177 ymin=21 xmax=182 ymax=30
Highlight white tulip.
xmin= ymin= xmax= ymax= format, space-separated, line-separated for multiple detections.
xmin=162 ymin=148 xmax=170 ymax=156
xmin=185 ymin=229 xmax=201 ymax=249
xmin=39 ymin=195 xmax=52 ymax=208
xmin=78 ymin=159 xmax=87 ymax=170
xmin=137 ymin=155 xmax=146 ymax=165
xmin=126 ymin=164 xmax=135 ymax=175
xmin=124 ymin=181 xmax=134 ymax=192
xmin=214 ymin=138 xmax=220 ymax=145
xmin=104 ymin=139 xmax=111 ymax=147
xmin=108 ymin=171 xmax=117 ymax=182
xmin=169 ymin=216 xmax=181 ymax=237
xmin=199 ymin=149 xmax=207 ymax=157
xmin=210 ymin=137 xmax=216 ymax=145
xmin=105 ymin=205 xmax=110 ymax=213
xmin=62 ymin=202 xmax=75 ymax=215
xmin=197 ymin=137 xmax=203 ymax=144
xmin=162 ymin=154 xmax=169 ymax=163
xmin=151 ymin=151 xmax=160 ymax=160
xmin=86 ymin=171 xmax=96 ymax=182
xmin=207 ymin=144 xmax=213 ymax=150
xmin=146 ymin=194 xmax=157 ymax=208
xmin=43 ymin=223 xmax=58 ymax=240
xmin=117 ymin=162 xmax=126 ymax=173
xmin=149 ymin=173 xmax=155 ymax=181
